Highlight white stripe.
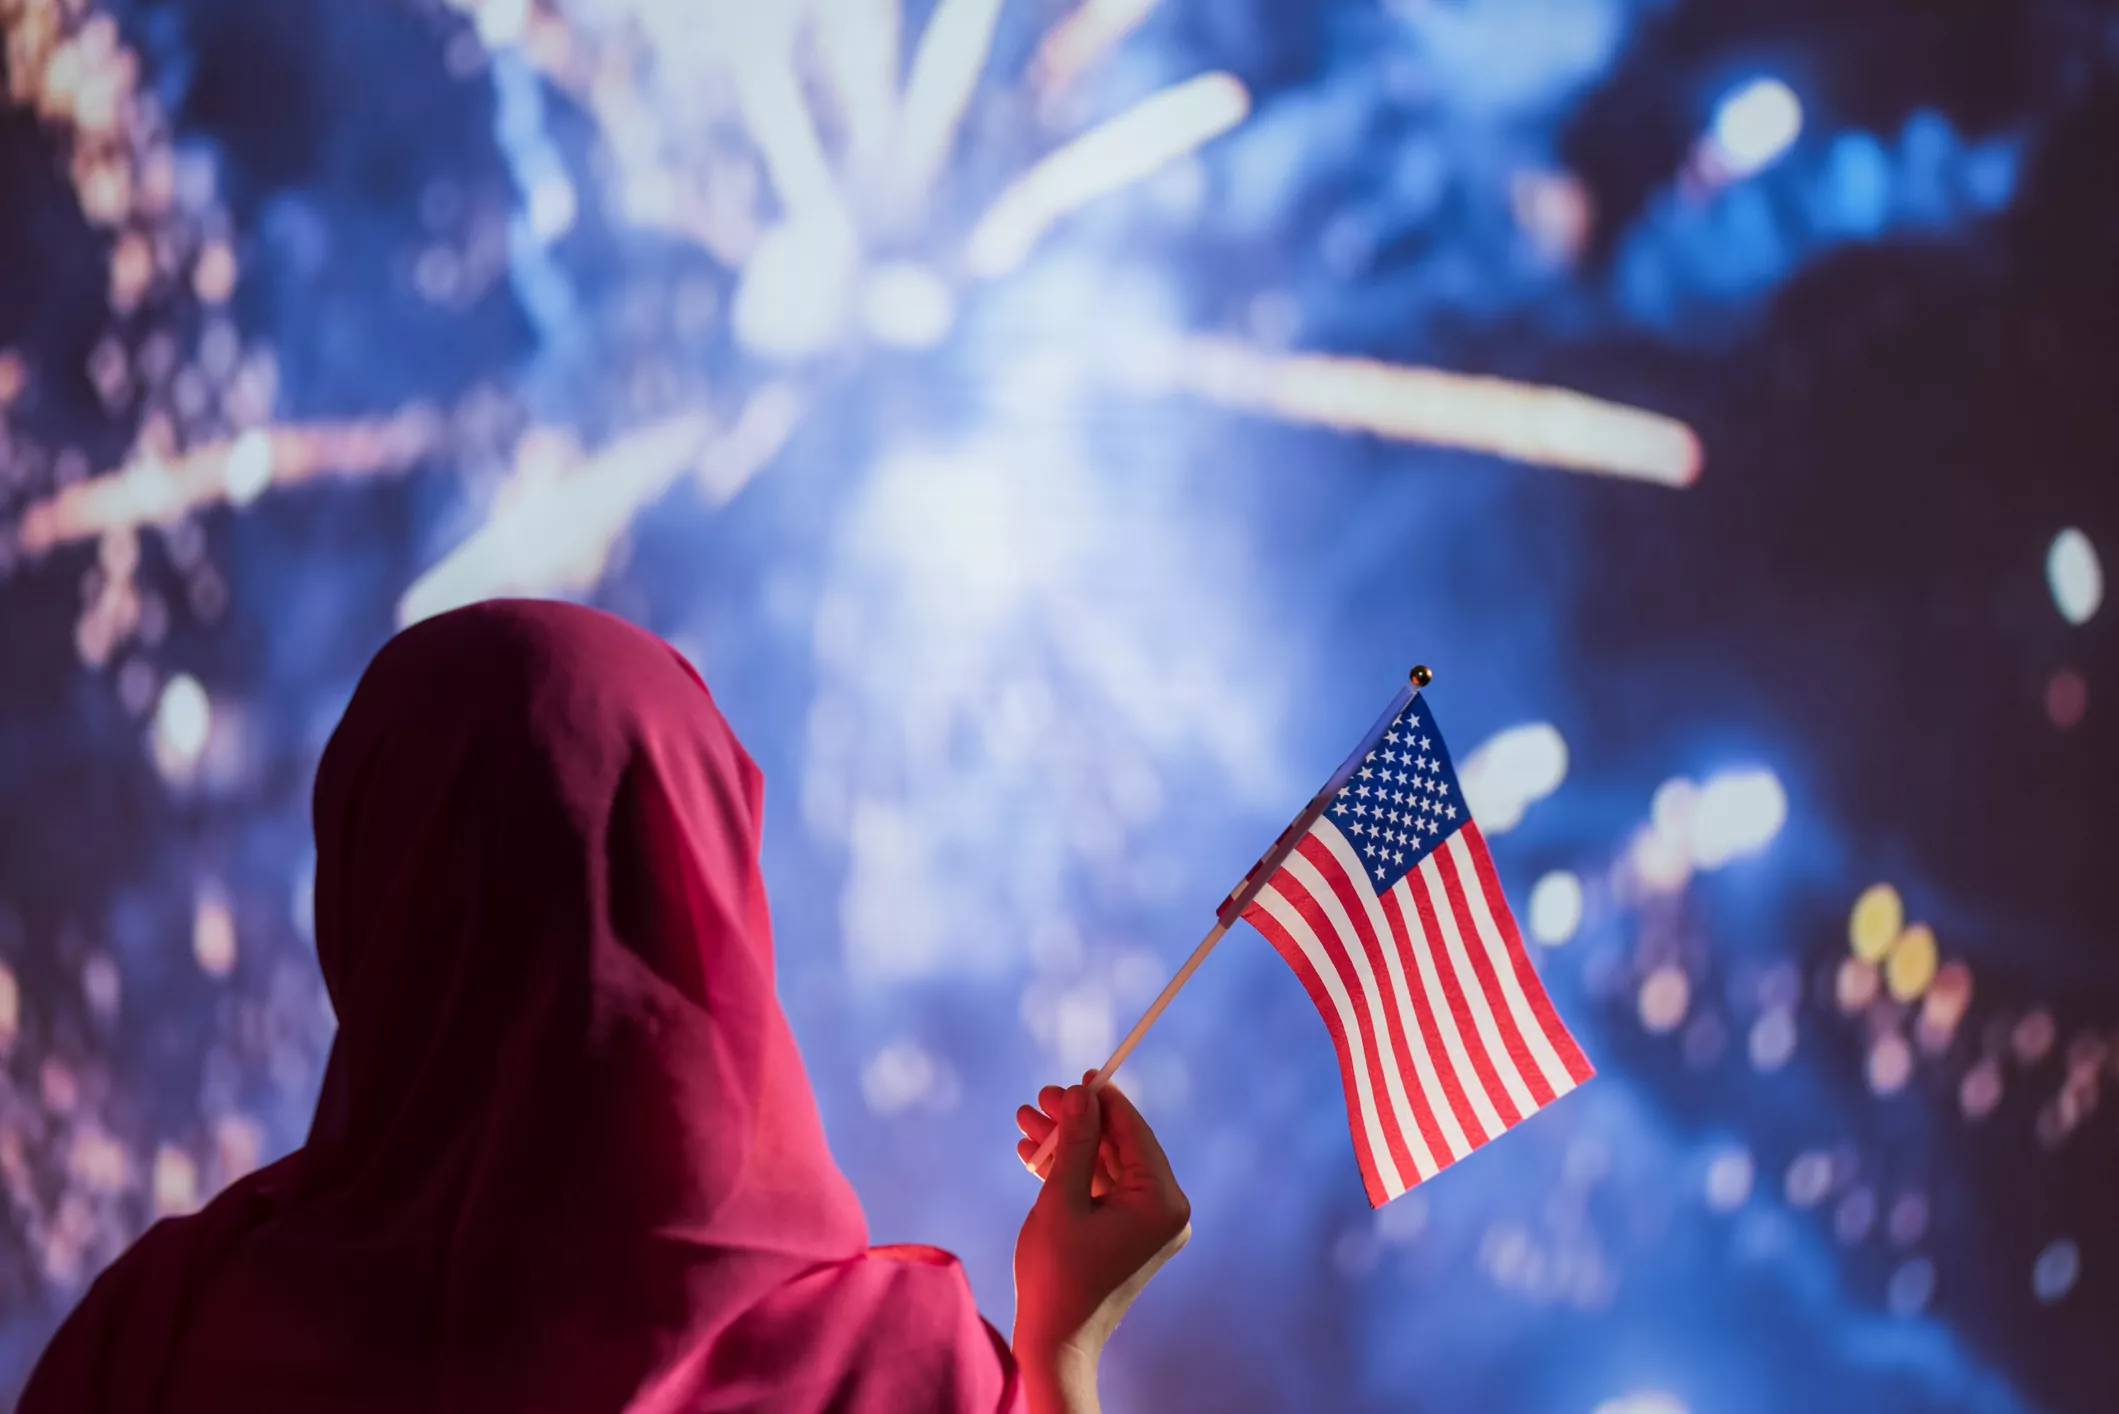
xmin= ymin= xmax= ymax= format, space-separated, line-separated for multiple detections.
xmin=1253 ymin=883 xmax=1406 ymax=1197
xmin=1311 ymin=822 xmax=1470 ymax=1163
xmin=1414 ymin=853 xmax=1541 ymax=1119
xmin=1444 ymin=830 xmax=1580 ymax=1099
xmin=1280 ymin=844 xmax=1439 ymax=1178
xmin=1384 ymin=874 xmax=1507 ymax=1142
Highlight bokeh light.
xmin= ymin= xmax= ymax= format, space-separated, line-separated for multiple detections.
xmin=1748 ymin=1007 xmax=1798 ymax=1072
xmin=150 ymin=673 xmax=210 ymax=782
xmin=1849 ymin=883 xmax=1904 ymax=962
xmin=1888 ymin=1258 xmax=1937 ymax=1316
xmin=1528 ymin=869 xmax=1584 ymax=945
xmin=2045 ymin=668 xmax=2088 ymax=730
xmin=1459 ymin=723 xmax=1570 ymax=834
xmin=1688 ymin=768 xmax=1787 ymax=869
xmin=2046 ymin=528 xmax=2102 ymax=626
xmin=1703 ymin=1146 xmax=1754 ymax=1212
xmin=1707 ymin=78 xmax=1804 ymax=180
xmin=1867 ymin=1031 xmax=1914 ymax=1095
xmin=191 ymin=888 xmax=237 ymax=979
xmin=1885 ymin=922 xmax=1939 ymax=1003
xmin=2032 ymin=1239 xmax=2081 ymax=1304
xmin=1638 ymin=966 xmax=1690 ymax=1034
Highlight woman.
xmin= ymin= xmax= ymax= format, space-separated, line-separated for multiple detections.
xmin=22 ymin=600 xmax=1188 ymax=1414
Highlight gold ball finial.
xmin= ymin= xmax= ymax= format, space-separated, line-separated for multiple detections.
xmin=1410 ymin=665 xmax=1433 ymax=688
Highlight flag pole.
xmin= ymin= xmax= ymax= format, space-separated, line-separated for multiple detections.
xmin=1025 ymin=666 xmax=1434 ymax=1178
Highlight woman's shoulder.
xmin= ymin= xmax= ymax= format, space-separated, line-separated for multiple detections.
xmin=706 ymin=1244 xmax=1021 ymax=1413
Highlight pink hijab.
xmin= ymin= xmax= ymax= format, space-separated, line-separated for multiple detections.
xmin=23 ymin=600 xmax=1019 ymax=1413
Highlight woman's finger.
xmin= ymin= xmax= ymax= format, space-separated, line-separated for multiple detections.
xmin=1037 ymin=1084 xmax=1068 ymax=1118
xmin=1015 ymin=1103 xmax=1056 ymax=1141
xmin=1097 ymin=1084 xmax=1176 ymax=1183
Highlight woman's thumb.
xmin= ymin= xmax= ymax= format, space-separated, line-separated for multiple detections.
xmin=1049 ymin=1084 xmax=1102 ymax=1206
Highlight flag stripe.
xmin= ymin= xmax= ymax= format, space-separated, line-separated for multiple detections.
xmin=1311 ymin=826 xmax=1477 ymax=1161
xmin=1266 ymin=866 xmax=1425 ymax=1186
xmin=1394 ymin=866 xmax=1515 ymax=1138
xmin=1413 ymin=853 xmax=1539 ymax=1121
xmin=1428 ymin=843 xmax=1554 ymax=1110
xmin=1459 ymin=823 xmax=1596 ymax=1085
xmin=1438 ymin=832 xmax=1571 ymax=1098
xmin=1247 ymin=886 xmax=1398 ymax=1203
xmin=1371 ymin=882 xmax=1483 ymax=1158
xmin=1287 ymin=839 xmax=1446 ymax=1177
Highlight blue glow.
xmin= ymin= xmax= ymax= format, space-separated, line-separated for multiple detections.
xmin=0 ymin=0 xmax=2102 ymax=1410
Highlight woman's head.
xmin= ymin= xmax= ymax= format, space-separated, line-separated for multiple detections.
xmin=304 ymin=600 xmax=861 ymax=1263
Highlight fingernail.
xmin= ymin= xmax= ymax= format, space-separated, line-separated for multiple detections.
xmin=1064 ymin=1086 xmax=1088 ymax=1118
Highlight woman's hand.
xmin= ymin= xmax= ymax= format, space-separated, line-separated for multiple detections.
xmin=1011 ymin=1077 xmax=1191 ymax=1414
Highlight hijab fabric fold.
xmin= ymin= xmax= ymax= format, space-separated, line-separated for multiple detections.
xmin=23 ymin=600 xmax=1018 ymax=1414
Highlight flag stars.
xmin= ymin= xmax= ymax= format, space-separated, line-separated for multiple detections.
xmin=1315 ymin=700 xmax=1472 ymax=892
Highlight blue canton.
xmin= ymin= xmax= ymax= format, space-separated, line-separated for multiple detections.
xmin=1322 ymin=695 xmax=1468 ymax=894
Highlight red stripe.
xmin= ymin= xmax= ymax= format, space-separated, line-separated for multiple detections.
xmin=1432 ymin=838 xmax=1554 ymax=1108
xmin=1402 ymin=858 xmax=1522 ymax=1129
xmin=1462 ymin=823 xmax=1596 ymax=1084
xmin=1241 ymin=894 xmax=1390 ymax=1206
xmin=1266 ymin=868 xmax=1422 ymax=1189
xmin=1374 ymin=881 xmax=1487 ymax=1148
xmin=1295 ymin=834 xmax=1452 ymax=1169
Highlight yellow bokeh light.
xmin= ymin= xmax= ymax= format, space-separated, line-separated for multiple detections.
xmin=1849 ymin=882 xmax=1902 ymax=961
xmin=1885 ymin=923 xmax=1938 ymax=1002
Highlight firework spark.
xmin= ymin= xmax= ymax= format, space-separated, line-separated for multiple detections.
xmin=14 ymin=414 xmax=445 ymax=556
xmin=1128 ymin=336 xmax=1704 ymax=485
xmin=397 ymin=0 xmax=1699 ymax=614
xmin=891 ymin=0 xmax=1005 ymax=218
xmin=1031 ymin=0 xmax=1168 ymax=105
xmin=965 ymin=70 xmax=1251 ymax=277
xmin=397 ymin=383 xmax=799 ymax=626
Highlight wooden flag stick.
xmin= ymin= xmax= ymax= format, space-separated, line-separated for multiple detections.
xmin=1025 ymin=665 xmax=1434 ymax=1179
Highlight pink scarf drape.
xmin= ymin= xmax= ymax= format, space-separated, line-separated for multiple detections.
xmin=23 ymin=600 xmax=1019 ymax=1414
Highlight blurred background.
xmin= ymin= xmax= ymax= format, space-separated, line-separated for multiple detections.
xmin=1 ymin=0 xmax=2114 ymax=1409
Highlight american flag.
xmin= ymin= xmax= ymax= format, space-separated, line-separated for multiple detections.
xmin=1225 ymin=688 xmax=1593 ymax=1206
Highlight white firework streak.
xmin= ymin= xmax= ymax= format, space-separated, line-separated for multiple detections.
xmin=0 ymin=0 xmax=1710 ymax=1014
xmin=395 ymin=0 xmax=1701 ymax=625
xmin=15 ymin=414 xmax=447 ymax=557
xmin=382 ymin=0 xmax=1707 ymax=994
